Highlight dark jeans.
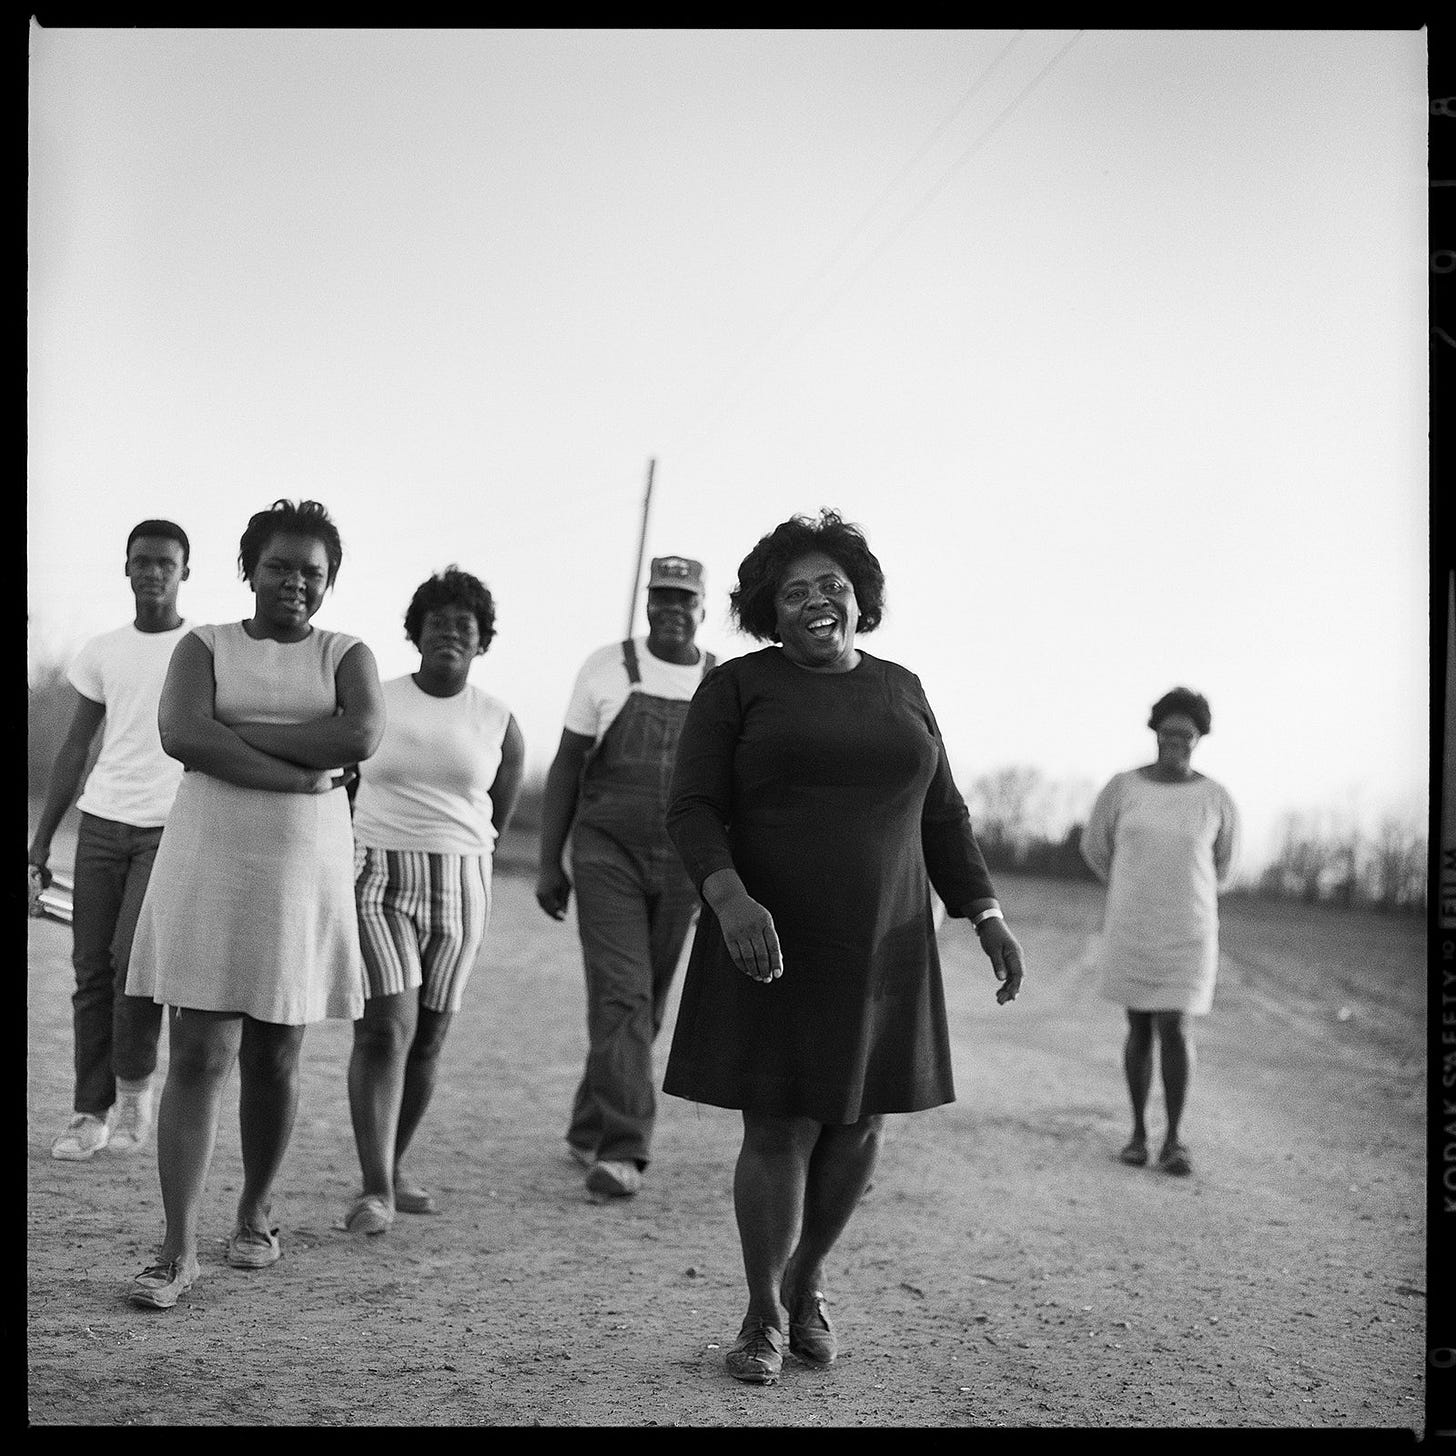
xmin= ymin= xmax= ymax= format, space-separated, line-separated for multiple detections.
xmin=69 ymin=813 xmax=165 ymax=1115
xmin=566 ymin=823 xmax=700 ymax=1168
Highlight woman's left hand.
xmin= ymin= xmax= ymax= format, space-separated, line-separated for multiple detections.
xmin=975 ymin=918 xmax=1025 ymax=1005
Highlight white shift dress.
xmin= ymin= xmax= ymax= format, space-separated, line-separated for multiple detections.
xmin=1080 ymin=769 xmax=1240 ymax=1016
xmin=126 ymin=621 xmax=368 ymax=1025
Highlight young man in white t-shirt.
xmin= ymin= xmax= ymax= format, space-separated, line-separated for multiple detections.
xmin=535 ymin=555 xmax=715 ymax=1198
xmin=28 ymin=519 xmax=193 ymax=1162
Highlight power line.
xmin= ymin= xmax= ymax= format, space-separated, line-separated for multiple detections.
xmin=671 ymin=32 xmax=1027 ymax=454
xmin=748 ymin=33 xmax=1029 ymax=345
xmin=851 ymin=29 xmax=1085 ymax=273
xmin=671 ymin=29 xmax=1086 ymax=455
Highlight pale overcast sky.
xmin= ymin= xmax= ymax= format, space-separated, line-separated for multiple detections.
xmin=28 ymin=26 xmax=1430 ymax=872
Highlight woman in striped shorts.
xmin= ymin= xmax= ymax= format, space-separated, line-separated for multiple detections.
xmin=344 ymin=566 xmax=525 ymax=1234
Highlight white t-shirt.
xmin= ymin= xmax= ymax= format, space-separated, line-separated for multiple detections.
xmin=70 ymin=620 xmax=191 ymax=828
xmin=562 ymin=636 xmax=713 ymax=743
xmin=352 ymin=674 xmax=514 ymax=855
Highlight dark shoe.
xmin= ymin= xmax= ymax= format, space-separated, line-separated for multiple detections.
xmin=1119 ymin=1138 xmax=1149 ymax=1167
xmin=788 ymin=1289 xmax=837 ymax=1365
xmin=1158 ymin=1143 xmax=1193 ymax=1177
xmin=227 ymin=1224 xmax=281 ymax=1268
xmin=129 ymin=1260 xmax=195 ymax=1309
xmin=726 ymin=1318 xmax=785 ymax=1385
xmin=344 ymin=1194 xmax=395 ymax=1235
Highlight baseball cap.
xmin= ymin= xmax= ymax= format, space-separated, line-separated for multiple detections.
xmin=647 ymin=555 xmax=705 ymax=595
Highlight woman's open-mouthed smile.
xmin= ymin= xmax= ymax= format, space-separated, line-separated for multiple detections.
xmin=774 ymin=551 xmax=860 ymax=673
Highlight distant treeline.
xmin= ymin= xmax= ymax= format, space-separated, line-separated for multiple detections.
xmin=1246 ymin=806 xmax=1427 ymax=915
xmin=28 ymin=659 xmax=1426 ymax=915
xmin=959 ymin=764 xmax=1428 ymax=916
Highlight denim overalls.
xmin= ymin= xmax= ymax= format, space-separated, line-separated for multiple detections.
xmin=566 ymin=639 xmax=714 ymax=1169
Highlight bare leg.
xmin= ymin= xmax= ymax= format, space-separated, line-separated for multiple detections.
xmin=734 ymin=1111 xmax=820 ymax=1330
xmin=394 ymin=1006 xmax=452 ymax=1182
xmin=783 ymin=1115 xmax=885 ymax=1303
xmin=348 ymin=990 xmax=417 ymax=1203
xmin=1122 ymin=1010 xmax=1155 ymax=1159
xmin=235 ymin=1018 xmax=307 ymax=1232
xmin=1154 ymin=1011 xmax=1194 ymax=1156
xmin=153 ymin=1008 xmax=244 ymax=1273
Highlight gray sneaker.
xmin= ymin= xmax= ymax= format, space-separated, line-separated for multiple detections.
xmin=51 ymin=1113 xmax=110 ymax=1161
xmin=585 ymin=1159 xmax=643 ymax=1197
xmin=109 ymin=1086 xmax=155 ymax=1154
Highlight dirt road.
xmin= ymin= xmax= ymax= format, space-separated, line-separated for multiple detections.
xmin=25 ymin=832 xmax=1428 ymax=1430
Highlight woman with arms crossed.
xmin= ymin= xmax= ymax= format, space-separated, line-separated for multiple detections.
xmin=125 ymin=500 xmax=384 ymax=1308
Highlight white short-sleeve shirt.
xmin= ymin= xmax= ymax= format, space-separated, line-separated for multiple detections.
xmin=562 ymin=636 xmax=712 ymax=743
xmin=69 ymin=620 xmax=192 ymax=828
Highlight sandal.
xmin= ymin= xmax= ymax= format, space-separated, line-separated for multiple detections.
xmin=345 ymin=1193 xmax=395 ymax=1235
xmin=393 ymin=1178 xmax=438 ymax=1216
xmin=1158 ymin=1143 xmax=1193 ymax=1177
xmin=725 ymin=1317 xmax=785 ymax=1384
xmin=227 ymin=1224 xmax=281 ymax=1269
xmin=129 ymin=1260 xmax=196 ymax=1309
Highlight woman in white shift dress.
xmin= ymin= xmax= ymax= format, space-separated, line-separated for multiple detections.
xmin=1081 ymin=687 xmax=1239 ymax=1178
xmin=125 ymin=500 xmax=385 ymax=1309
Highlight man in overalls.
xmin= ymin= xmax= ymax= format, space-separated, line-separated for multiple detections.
xmin=535 ymin=556 xmax=715 ymax=1197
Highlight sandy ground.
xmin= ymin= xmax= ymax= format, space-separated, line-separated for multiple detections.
xmin=26 ymin=825 xmax=1429 ymax=1431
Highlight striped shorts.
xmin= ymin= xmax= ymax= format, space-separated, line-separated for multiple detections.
xmin=354 ymin=846 xmax=492 ymax=1014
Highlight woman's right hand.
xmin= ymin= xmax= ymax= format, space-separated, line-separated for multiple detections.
xmin=703 ymin=870 xmax=783 ymax=983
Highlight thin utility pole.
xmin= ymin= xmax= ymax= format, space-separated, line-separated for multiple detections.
xmin=625 ymin=457 xmax=655 ymax=639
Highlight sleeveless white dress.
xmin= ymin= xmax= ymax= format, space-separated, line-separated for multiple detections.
xmin=126 ymin=621 xmax=367 ymax=1024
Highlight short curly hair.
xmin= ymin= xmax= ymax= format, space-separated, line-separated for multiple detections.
xmin=127 ymin=519 xmax=191 ymax=566
xmin=1149 ymin=687 xmax=1212 ymax=736
xmin=403 ymin=565 xmax=497 ymax=652
xmin=730 ymin=508 xmax=885 ymax=642
xmin=238 ymin=500 xmax=343 ymax=586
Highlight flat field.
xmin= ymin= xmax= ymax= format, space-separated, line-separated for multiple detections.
xmin=26 ymin=825 xmax=1428 ymax=1430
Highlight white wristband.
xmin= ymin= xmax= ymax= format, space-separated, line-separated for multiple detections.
xmin=972 ymin=906 xmax=1004 ymax=929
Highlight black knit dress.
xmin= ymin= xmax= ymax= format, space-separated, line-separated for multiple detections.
xmin=661 ymin=647 xmax=996 ymax=1123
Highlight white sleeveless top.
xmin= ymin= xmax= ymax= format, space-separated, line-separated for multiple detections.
xmin=352 ymin=674 xmax=514 ymax=855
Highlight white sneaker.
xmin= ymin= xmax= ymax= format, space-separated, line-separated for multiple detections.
xmin=51 ymin=1113 xmax=110 ymax=1162
xmin=108 ymin=1086 xmax=155 ymax=1154
xmin=585 ymin=1159 xmax=643 ymax=1197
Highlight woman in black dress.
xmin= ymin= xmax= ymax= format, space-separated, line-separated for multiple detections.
xmin=663 ymin=508 xmax=1025 ymax=1385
